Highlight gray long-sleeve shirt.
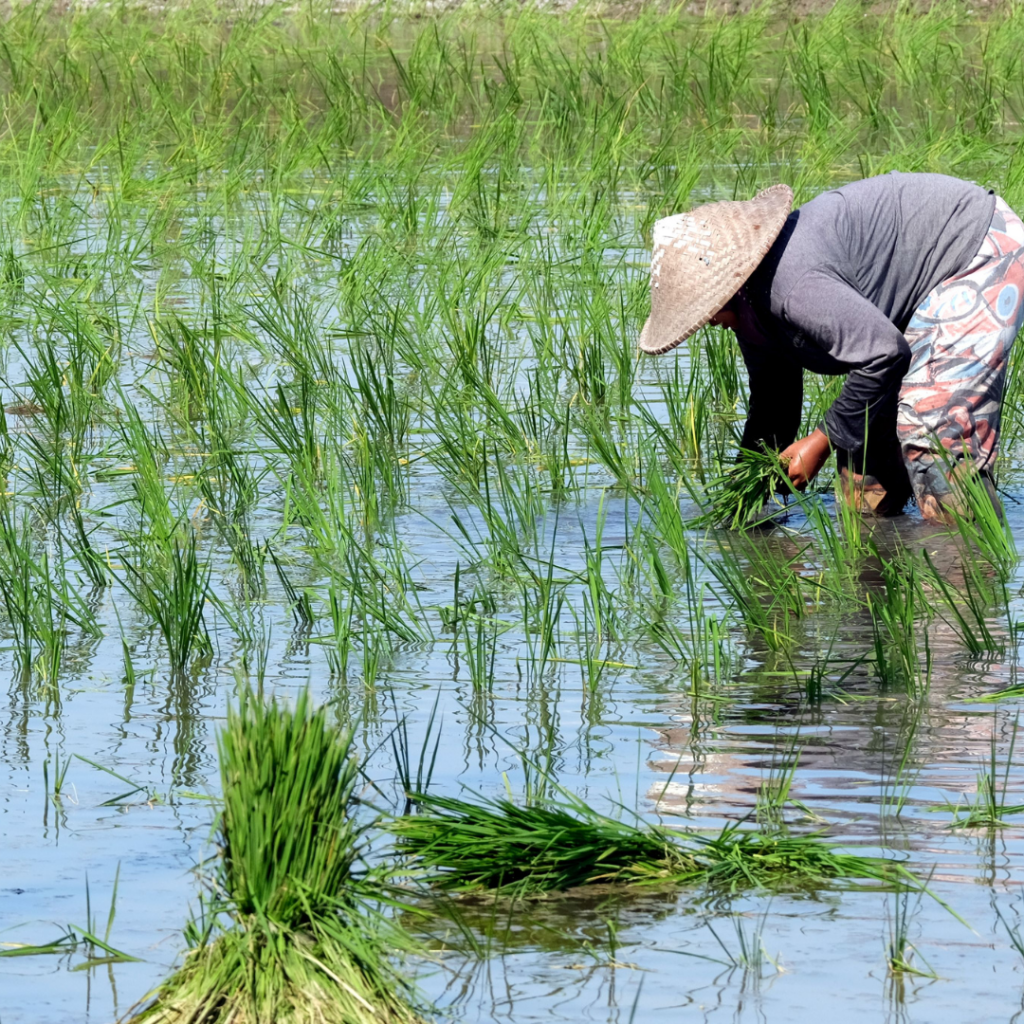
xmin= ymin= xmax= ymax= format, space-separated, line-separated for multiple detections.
xmin=736 ymin=172 xmax=996 ymax=454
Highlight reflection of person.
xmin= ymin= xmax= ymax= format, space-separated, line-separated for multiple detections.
xmin=639 ymin=173 xmax=1024 ymax=522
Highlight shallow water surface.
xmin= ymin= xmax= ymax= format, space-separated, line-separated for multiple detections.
xmin=3 ymin=22 xmax=1024 ymax=1013
xmin=5 ymin=470 xmax=1024 ymax=1023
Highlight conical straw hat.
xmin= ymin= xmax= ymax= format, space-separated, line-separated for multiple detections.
xmin=638 ymin=184 xmax=794 ymax=355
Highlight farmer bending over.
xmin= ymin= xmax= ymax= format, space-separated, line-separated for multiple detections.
xmin=639 ymin=172 xmax=1024 ymax=522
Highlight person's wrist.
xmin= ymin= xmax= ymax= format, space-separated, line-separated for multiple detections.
xmin=809 ymin=427 xmax=831 ymax=452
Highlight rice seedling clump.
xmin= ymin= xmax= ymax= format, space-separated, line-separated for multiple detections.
xmin=391 ymin=790 xmax=921 ymax=897
xmin=128 ymin=690 xmax=426 ymax=1024
xmin=692 ymin=449 xmax=791 ymax=530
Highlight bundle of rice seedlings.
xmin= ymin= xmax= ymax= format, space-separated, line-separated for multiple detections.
xmin=390 ymin=791 xmax=921 ymax=897
xmin=127 ymin=690 xmax=426 ymax=1024
xmin=691 ymin=449 xmax=791 ymax=530
xmin=391 ymin=792 xmax=693 ymax=892
xmin=689 ymin=821 xmax=920 ymax=894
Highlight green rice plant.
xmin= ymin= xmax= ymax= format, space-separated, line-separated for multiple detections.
xmin=42 ymin=748 xmax=72 ymax=807
xmin=269 ymin=547 xmax=314 ymax=632
xmin=0 ymin=505 xmax=98 ymax=682
xmin=948 ymin=470 xmax=1016 ymax=579
xmin=698 ymin=534 xmax=813 ymax=652
xmin=0 ymin=925 xmax=77 ymax=960
xmin=8 ymin=334 xmax=96 ymax=459
xmin=390 ymin=789 xmax=691 ymax=894
xmin=755 ymin=737 xmax=802 ymax=831
xmin=116 ymin=399 xmax=181 ymax=552
xmin=690 ymin=449 xmax=790 ymax=531
xmin=944 ymin=714 xmax=1024 ymax=829
xmin=389 ymin=697 xmax=442 ymax=817
xmin=233 ymin=378 xmax=323 ymax=489
xmin=992 ymin=891 xmax=1024 ymax=963
xmin=0 ymin=868 xmax=137 ymax=965
xmin=968 ymin=680 xmax=1024 ymax=702
xmin=342 ymin=534 xmax=431 ymax=646
xmin=193 ymin=415 xmax=266 ymax=536
xmin=704 ymin=905 xmax=780 ymax=979
xmin=325 ymin=581 xmax=353 ymax=680
xmin=580 ymin=412 xmax=641 ymax=496
xmin=518 ymin=543 xmax=567 ymax=680
xmin=390 ymin=788 xmax=923 ymax=898
xmin=349 ymin=422 xmax=404 ymax=533
xmin=225 ymin=529 xmax=267 ymax=602
xmin=880 ymin=704 xmax=924 ymax=824
xmin=156 ymin=317 xmax=220 ymax=429
xmin=76 ymin=865 xmax=140 ymax=965
xmin=636 ymin=514 xmax=733 ymax=682
xmin=126 ymin=689 xmax=427 ymax=1024
xmin=119 ymin=529 xmax=213 ymax=679
xmin=642 ymin=449 xmax=690 ymax=565
xmin=459 ymin=612 xmax=499 ymax=692
xmin=285 ymin=459 xmax=429 ymax=648
xmin=921 ymin=548 xmax=1003 ymax=655
xmin=478 ymin=455 xmax=547 ymax=575
xmin=868 ymin=553 xmax=931 ymax=694
xmin=348 ymin=336 xmax=411 ymax=454
xmin=577 ymin=497 xmax=621 ymax=646
xmin=359 ymin=628 xmax=391 ymax=689
xmin=638 ymin=356 xmax=712 ymax=479
xmin=886 ymin=880 xmax=938 ymax=979
xmin=935 ymin=441 xmax=1017 ymax=578
xmin=802 ymin=490 xmax=868 ymax=589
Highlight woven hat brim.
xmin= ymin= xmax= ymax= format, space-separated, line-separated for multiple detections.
xmin=638 ymin=184 xmax=794 ymax=355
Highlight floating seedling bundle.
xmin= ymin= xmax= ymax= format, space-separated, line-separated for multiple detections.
xmin=128 ymin=690 xmax=425 ymax=1024
xmin=692 ymin=449 xmax=792 ymax=530
xmin=390 ymin=789 xmax=921 ymax=897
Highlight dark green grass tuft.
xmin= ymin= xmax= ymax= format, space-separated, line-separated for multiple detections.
xmin=691 ymin=449 xmax=791 ymax=531
xmin=390 ymin=791 xmax=921 ymax=897
xmin=127 ymin=690 xmax=426 ymax=1024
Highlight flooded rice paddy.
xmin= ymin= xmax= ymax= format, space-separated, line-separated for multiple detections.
xmin=5 ymin=2 xmax=1024 ymax=1021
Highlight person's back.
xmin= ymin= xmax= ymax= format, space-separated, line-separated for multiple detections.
xmin=759 ymin=171 xmax=994 ymax=332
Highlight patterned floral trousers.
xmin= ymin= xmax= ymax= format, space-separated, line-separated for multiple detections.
xmin=840 ymin=196 xmax=1024 ymax=520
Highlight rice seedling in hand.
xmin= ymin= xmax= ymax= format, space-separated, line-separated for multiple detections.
xmin=690 ymin=448 xmax=791 ymax=530
xmin=390 ymin=788 xmax=923 ymax=898
xmin=127 ymin=688 xmax=426 ymax=1024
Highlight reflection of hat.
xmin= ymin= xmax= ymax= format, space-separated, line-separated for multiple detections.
xmin=638 ymin=184 xmax=794 ymax=355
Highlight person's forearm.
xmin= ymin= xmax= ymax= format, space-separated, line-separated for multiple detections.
xmin=822 ymin=356 xmax=908 ymax=452
xmin=780 ymin=428 xmax=832 ymax=489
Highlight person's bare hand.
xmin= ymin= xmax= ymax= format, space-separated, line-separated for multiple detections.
xmin=779 ymin=429 xmax=831 ymax=490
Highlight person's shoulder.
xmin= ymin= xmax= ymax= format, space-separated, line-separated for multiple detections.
xmin=764 ymin=209 xmax=837 ymax=307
